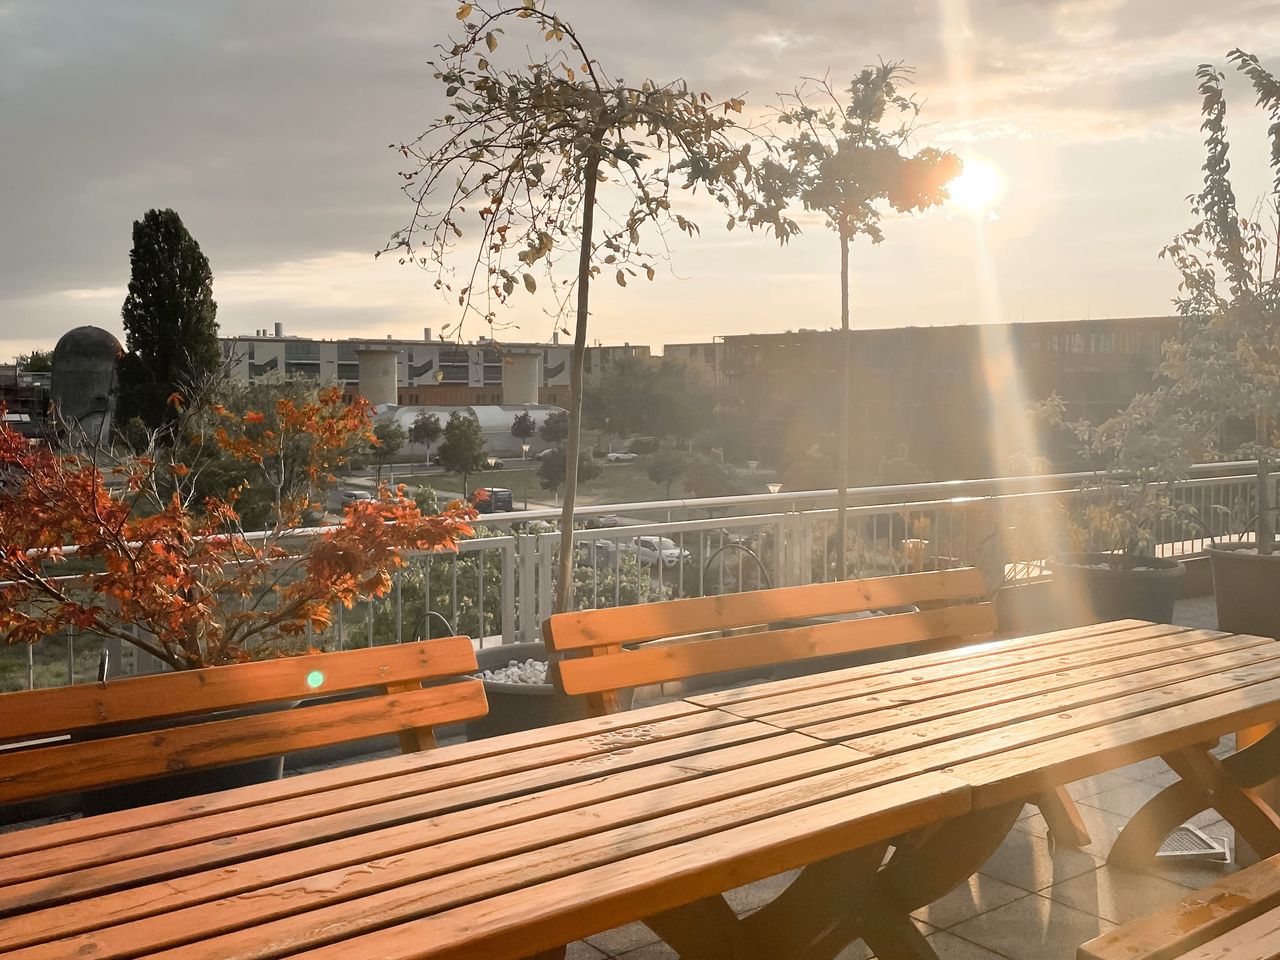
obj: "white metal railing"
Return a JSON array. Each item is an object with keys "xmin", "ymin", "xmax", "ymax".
[{"xmin": 4, "ymin": 460, "xmax": 1271, "ymax": 692}]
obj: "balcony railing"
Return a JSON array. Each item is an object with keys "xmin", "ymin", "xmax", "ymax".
[{"xmin": 3, "ymin": 460, "xmax": 1269, "ymax": 692}]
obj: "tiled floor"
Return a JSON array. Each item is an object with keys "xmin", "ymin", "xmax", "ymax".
[{"xmin": 572, "ymin": 596, "xmax": 1247, "ymax": 959}]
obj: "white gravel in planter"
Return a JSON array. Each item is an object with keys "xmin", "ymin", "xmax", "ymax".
[{"xmin": 478, "ymin": 659, "xmax": 549, "ymax": 684}]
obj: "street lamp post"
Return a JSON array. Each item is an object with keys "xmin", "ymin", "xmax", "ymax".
[{"xmin": 521, "ymin": 443, "xmax": 530, "ymax": 510}]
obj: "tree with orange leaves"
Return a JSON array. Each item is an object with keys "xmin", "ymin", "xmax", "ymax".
[{"xmin": 0, "ymin": 387, "xmax": 476, "ymax": 669}]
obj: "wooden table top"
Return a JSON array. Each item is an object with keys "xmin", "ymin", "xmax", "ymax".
[{"xmin": 3, "ymin": 618, "xmax": 1280, "ymax": 960}]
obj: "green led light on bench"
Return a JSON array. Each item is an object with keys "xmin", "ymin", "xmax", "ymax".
[{"xmin": 306, "ymin": 670, "xmax": 326, "ymax": 690}]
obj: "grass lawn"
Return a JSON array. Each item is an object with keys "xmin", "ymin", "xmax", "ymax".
[{"xmin": 393, "ymin": 461, "xmax": 778, "ymax": 507}]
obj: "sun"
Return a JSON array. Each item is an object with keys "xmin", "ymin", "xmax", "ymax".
[{"xmin": 948, "ymin": 156, "xmax": 1003, "ymax": 215}]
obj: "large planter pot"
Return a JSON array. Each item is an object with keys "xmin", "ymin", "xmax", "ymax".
[
  {"xmin": 1048, "ymin": 552, "xmax": 1185, "ymax": 627},
  {"xmin": 1209, "ymin": 543, "xmax": 1280, "ymax": 639},
  {"xmin": 466, "ymin": 642, "xmax": 633, "ymax": 740},
  {"xmin": 77, "ymin": 701, "xmax": 292, "ymax": 816}
]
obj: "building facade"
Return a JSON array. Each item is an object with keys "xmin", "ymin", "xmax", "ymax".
[
  {"xmin": 665, "ymin": 316, "xmax": 1180, "ymax": 480},
  {"xmin": 218, "ymin": 328, "xmax": 650, "ymax": 407}
]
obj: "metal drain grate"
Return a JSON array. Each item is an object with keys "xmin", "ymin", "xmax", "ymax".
[{"xmin": 1155, "ymin": 824, "xmax": 1232, "ymax": 862}]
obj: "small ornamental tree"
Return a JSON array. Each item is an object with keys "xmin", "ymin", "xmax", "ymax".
[
  {"xmin": 437, "ymin": 411, "xmax": 489, "ymax": 494},
  {"xmin": 646, "ymin": 448, "xmax": 687, "ymax": 498},
  {"xmin": 511, "ymin": 410, "xmax": 537, "ymax": 447},
  {"xmin": 539, "ymin": 409, "xmax": 569, "ymax": 446},
  {"xmin": 116, "ymin": 209, "xmax": 222, "ymax": 432},
  {"xmin": 1089, "ymin": 51, "xmax": 1280, "ymax": 555},
  {"xmin": 384, "ymin": 0, "xmax": 793, "ymax": 611},
  {"xmin": 761, "ymin": 64, "xmax": 960, "ymax": 577},
  {"xmin": 538, "ymin": 448, "xmax": 601, "ymax": 495},
  {"xmin": 371, "ymin": 420, "xmax": 407, "ymax": 481},
  {"xmin": 0, "ymin": 390, "xmax": 474, "ymax": 668}
]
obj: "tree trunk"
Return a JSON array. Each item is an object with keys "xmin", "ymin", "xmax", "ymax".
[
  {"xmin": 555, "ymin": 151, "xmax": 602, "ymax": 612},
  {"xmin": 836, "ymin": 231, "xmax": 851, "ymax": 580}
]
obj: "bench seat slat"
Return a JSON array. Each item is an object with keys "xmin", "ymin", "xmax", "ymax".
[
  {"xmin": 0, "ymin": 680, "xmax": 487, "ymax": 806},
  {"xmin": 556, "ymin": 603, "xmax": 994, "ymax": 696},
  {"xmin": 545, "ymin": 568, "xmax": 990, "ymax": 651},
  {"xmin": 0, "ymin": 636, "xmax": 478, "ymax": 743},
  {"xmin": 1080, "ymin": 854, "xmax": 1280, "ymax": 960}
]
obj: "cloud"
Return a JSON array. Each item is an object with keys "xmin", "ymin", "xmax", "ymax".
[{"xmin": 4, "ymin": 0, "xmax": 1280, "ymax": 355}]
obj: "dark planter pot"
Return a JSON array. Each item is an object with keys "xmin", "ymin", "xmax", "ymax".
[
  {"xmin": 1209, "ymin": 544, "xmax": 1280, "ymax": 639},
  {"xmin": 77, "ymin": 701, "xmax": 292, "ymax": 816},
  {"xmin": 1048, "ymin": 552, "xmax": 1184, "ymax": 627},
  {"xmin": 466, "ymin": 642, "xmax": 632, "ymax": 740}
]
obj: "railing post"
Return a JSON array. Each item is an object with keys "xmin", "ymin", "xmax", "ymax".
[
  {"xmin": 501, "ymin": 541, "xmax": 516, "ymax": 645},
  {"xmin": 516, "ymin": 533, "xmax": 538, "ymax": 644}
]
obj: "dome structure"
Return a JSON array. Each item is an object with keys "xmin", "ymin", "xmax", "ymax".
[{"xmin": 51, "ymin": 326, "xmax": 124, "ymax": 444}]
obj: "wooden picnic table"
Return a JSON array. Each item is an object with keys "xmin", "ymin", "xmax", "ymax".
[{"xmin": 5, "ymin": 618, "xmax": 1280, "ymax": 960}]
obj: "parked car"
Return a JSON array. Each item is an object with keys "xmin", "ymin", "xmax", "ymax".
[
  {"xmin": 338, "ymin": 489, "xmax": 376, "ymax": 507},
  {"xmin": 482, "ymin": 456, "xmax": 505, "ymax": 470},
  {"xmin": 470, "ymin": 487, "xmax": 515, "ymax": 513},
  {"xmin": 605, "ymin": 451, "xmax": 638, "ymax": 463},
  {"xmin": 633, "ymin": 536, "xmax": 691, "ymax": 567},
  {"xmin": 584, "ymin": 535, "xmax": 690, "ymax": 568},
  {"xmin": 584, "ymin": 514, "xmax": 623, "ymax": 529}
]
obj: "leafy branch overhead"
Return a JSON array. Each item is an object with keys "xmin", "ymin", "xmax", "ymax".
[
  {"xmin": 381, "ymin": 0, "xmax": 796, "ymax": 337},
  {"xmin": 385, "ymin": 0, "xmax": 795, "ymax": 613}
]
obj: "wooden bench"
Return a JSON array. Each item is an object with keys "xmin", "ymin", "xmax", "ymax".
[
  {"xmin": 543, "ymin": 567, "xmax": 1091, "ymax": 847},
  {"xmin": 0, "ymin": 636, "xmax": 487, "ymax": 811},
  {"xmin": 1080, "ymin": 853, "xmax": 1280, "ymax": 959}
]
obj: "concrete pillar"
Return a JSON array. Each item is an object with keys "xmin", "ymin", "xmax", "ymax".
[
  {"xmin": 356, "ymin": 348, "xmax": 399, "ymax": 407},
  {"xmin": 502, "ymin": 350, "xmax": 541, "ymax": 405}
]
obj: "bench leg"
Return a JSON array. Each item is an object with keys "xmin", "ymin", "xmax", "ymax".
[
  {"xmin": 1036, "ymin": 786, "xmax": 1092, "ymax": 849},
  {"xmin": 1111, "ymin": 730, "xmax": 1280, "ymax": 870}
]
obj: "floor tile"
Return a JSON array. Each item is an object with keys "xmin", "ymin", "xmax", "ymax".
[
  {"xmin": 948, "ymin": 892, "xmax": 1114, "ymax": 960},
  {"xmin": 977, "ymin": 828, "xmax": 1104, "ymax": 893},
  {"xmin": 1013, "ymin": 804, "xmax": 1132, "ymax": 859},
  {"xmin": 614, "ymin": 942, "xmax": 677, "ymax": 960},
  {"xmin": 1042, "ymin": 864, "xmax": 1197, "ymax": 924},
  {"xmin": 586, "ymin": 921, "xmax": 660, "ymax": 955},
  {"xmin": 926, "ymin": 929, "xmax": 1015, "ymax": 958},
  {"xmin": 723, "ymin": 868, "xmax": 800, "ymax": 915},
  {"xmin": 1062, "ymin": 770, "xmax": 1137, "ymax": 802},
  {"xmin": 912, "ymin": 873, "xmax": 1030, "ymax": 930},
  {"xmin": 1075, "ymin": 779, "xmax": 1164, "ymax": 818},
  {"xmin": 566, "ymin": 943, "xmax": 609, "ymax": 960}
]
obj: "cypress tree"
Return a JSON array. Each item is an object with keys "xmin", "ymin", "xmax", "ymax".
[{"xmin": 117, "ymin": 209, "xmax": 220, "ymax": 430}]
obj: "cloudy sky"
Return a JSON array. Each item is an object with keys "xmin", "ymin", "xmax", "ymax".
[{"xmin": 4, "ymin": 0, "xmax": 1280, "ymax": 358}]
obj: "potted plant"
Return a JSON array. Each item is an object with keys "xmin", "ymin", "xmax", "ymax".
[
  {"xmin": 1103, "ymin": 51, "xmax": 1280, "ymax": 637},
  {"xmin": 0, "ymin": 381, "xmax": 475, "ymax": 807},
  {"xmin": 1038, "ymin": 394, "xmax": 1191, "ymax": 626}
]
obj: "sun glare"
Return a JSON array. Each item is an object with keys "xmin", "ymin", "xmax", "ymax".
[{"xmin": 948, "ymin": 156, "xmax": 1003, "ymax": 215}]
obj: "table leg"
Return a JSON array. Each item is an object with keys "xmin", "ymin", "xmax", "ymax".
[
  {"xmin": 1110, "ymin": 727, "xmax": 1280, "ymax": 870},
  {"xmin": 1035, "ymin": 787, "xmax": 1092, "ymax": 849},
  {"xmin": 643, "ymin": 803, "xmax": 1025, "ymax": 960}
]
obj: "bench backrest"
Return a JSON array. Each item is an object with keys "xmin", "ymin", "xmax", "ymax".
[
  {"xmin": 543, "ymin": 568, "xmax": 995, "ymax": 714},
  {"xmin": 0, "ymin": 637, "xmax": 486, "ymax": 806}
]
